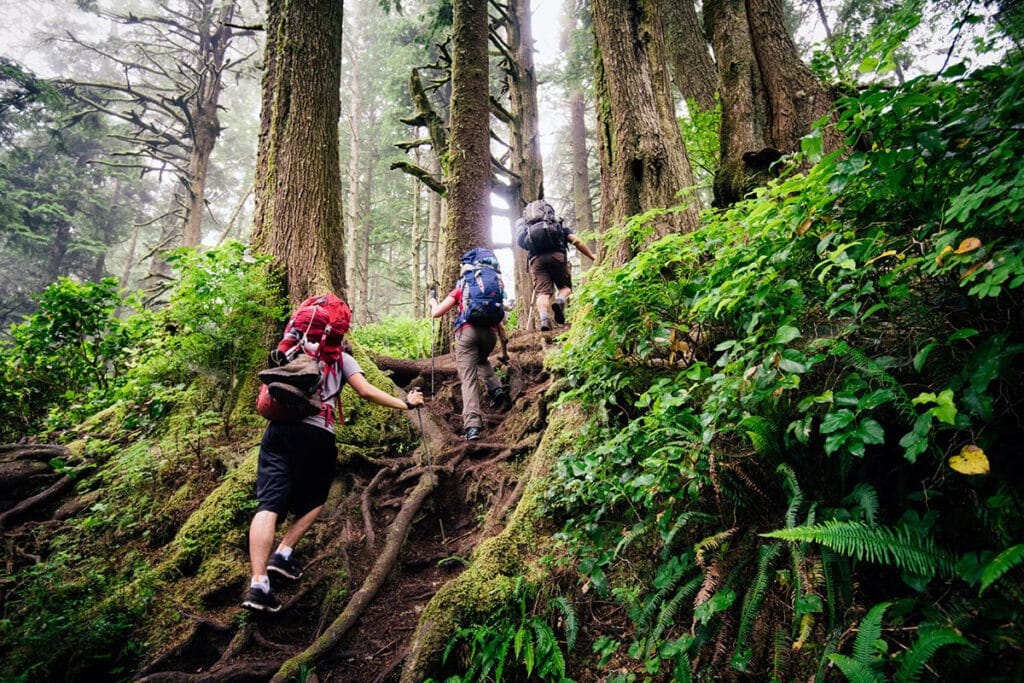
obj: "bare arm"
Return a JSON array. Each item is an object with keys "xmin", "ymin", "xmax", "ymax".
[
  {"xmin": 429, "ymin": 294, "xmax": 457, "ymax": 317},
  {"xmin": 568, "ymin": 233, "xmax": 596, "ymax": 261},
  {"xmin": 347, "ymin": 373, "xmax": 424, "ymax": 409}
]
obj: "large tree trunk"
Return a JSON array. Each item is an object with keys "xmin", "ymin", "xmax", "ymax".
[
  {"xmin": 706, "ymin": 0, "xmax": 838, "ymax": 206},
  {"xmin": 251, "ymin": 0, "xmax": 345, "ymax": 304},
  {"xmin": 506, "ymin": 0, "xmax": 545, "ymax": 330},
  {"xmin": 412, "ymin": 144, "xmax": 424, "ymax": 318},
  {"xmin": 569, "ymin": 90, "xmax": 596, "ymax": 270},
  {"xmin": 436, "ymin": 0, "xmax": 492, "ymax": 353},
  {"xmin": 659, "ymin": 0, "xmax": 717, "ymax": 112},
  {"xmin": 592, "ymin": 0, "xmax": 702, "ymax": 266}
]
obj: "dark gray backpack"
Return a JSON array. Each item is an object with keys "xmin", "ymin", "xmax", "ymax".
[{"xmin": 517, "ymin": 200, "xmax": 564, "ymax": 254}]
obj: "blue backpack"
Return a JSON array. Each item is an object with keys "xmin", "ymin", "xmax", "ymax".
[{"xmin": 457, "ymin": 248, "xmax": 506, "ymax": 328}]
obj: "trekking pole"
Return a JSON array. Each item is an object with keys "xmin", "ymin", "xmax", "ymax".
[
  {"xmin": 415, "ymin": 406, "xmax": 446, "ymax": 543},
  {"xmin": 429, "ymin": 284, "xmax": 438, "ymax": 396}
]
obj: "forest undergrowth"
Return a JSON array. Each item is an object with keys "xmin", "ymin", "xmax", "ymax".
[{"xmin": 0, "ymin": 53, "xmax": 1023, "ymax": 683}]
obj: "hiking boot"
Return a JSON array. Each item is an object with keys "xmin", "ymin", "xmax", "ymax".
[
  {"xmin": 242, "ymin": 586, "xmax": 281, "ymax": 613},
  {"xmin": 488, "ymin": 387, "xmax": 510, "ymax": 411},
  {"xmin": 259, "ymin": 355, "xmax": 321, "ymax": 393},
  {"xmin": 268, "ymin": 553, "xmax": 303, "ymax": 580},
  {"xmin": 465, "ymin": 427, "xmax": 482, "ymax": 441},
  {"xmin": 552, "ymin": 296, "xmax": 567, "ymax": 325},
  {"xmin": 267, "ymin": 382, "xmax": 322, "ymax": 418},
  {"xmin": 539, "ymin": 319, "xmax": 551, "ymax": 332}
]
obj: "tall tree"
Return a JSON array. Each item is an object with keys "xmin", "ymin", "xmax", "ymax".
[
  {"xmin": 592, "ymin": 0, "xmax": 702, "ymax": 265},
  {"xmin": 705, "ymin": 0, "xmax": 838, "ymax": 205},
  {"xmin": 433, "ymin": 0, "xmax": 492, "ymax": 350},
  {"xmin": 250, "ymin": 0, "xmax": 345, "ymax": 303},
  {"xmin": 54, "ymin": 0, "xmax": 257, "ymax": 292},
  {"xmin": 658, "ymin": 0, "xmax": 718, "ymax": 111}
]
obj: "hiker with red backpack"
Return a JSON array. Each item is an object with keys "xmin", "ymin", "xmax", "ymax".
[
  {"xmin": 428, "ymin": 248, "xmax": 511, "ymax": 441},
  {"xmin": 243, "ymin": 294, "xmax": 424, "ymax": 613},
  {"xmin": 515, "ymin": 199, "xmax": 596, "ymax": 331}
]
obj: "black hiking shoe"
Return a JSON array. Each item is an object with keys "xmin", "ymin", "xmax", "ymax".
[
  {"xmin": 268, "ymin": 552, "xmax": 303, "ymax": 580},
  {"xmin": 267, "ymin": 382, "xmax": 322, "ymax": 418},
  {"xmin": 259, "ymin": 355, "xmax": 322, "ymax": 393},
  {"xmin": 465, "ymin": 427, "xmax": 482, "ymax": 441},
  {"xmin": 552, "ymin": 296, "xmax": 566, "ymax": 325},
  {"xmin": 242, "ymin": 586, "xmax": 281, "ymax": 613},
  {"xmin": 488, "ymin": 387, "xmax": 510, "ymax": 411}
]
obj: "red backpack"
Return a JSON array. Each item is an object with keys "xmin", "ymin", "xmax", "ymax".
[
  {"xmin": 256, "ymin": 294, "xmax": 352, "ymax": 422},
  {"xmin": 275, "ymin": 294, "xmax": 352, "ymax": 364}
]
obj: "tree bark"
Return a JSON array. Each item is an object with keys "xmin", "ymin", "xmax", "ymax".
[
  {"xmin": 436, "ymin": 0, "xmax": 492, "ymax": 353},
  {"xmin": 345, "ymin": 0, "xmax": 365, "ymax": 320},
  {"xmin": 251, "ymin": 0, "xmax": 346, "ymax": 304},
  {"xmin": 659, "ymin": 0, "xmax": 718, "ymax": 112},
  {"xmin": 592, "ymin": 0, "xmax": 702, "ymax": 266},
  {"xmin": 706, "ymin": 0, "xmax": 839, "ymax": 206}
]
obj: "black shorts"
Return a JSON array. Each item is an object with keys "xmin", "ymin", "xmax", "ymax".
[
  {"xmin": 528, "ymin": 251, "xmax": 571, "ymax": 295},
  {"xmin": 256, "ymin": 421, "xmax": 337, "ymax": 517}
]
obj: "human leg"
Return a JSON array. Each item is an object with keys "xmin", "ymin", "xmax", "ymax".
[
  {"xmin": 530, "ymin": 255, "xmax": 557, "ymax": 330},
  {"xmin": 249, "ymin": 508, "xmax": 278, "ymax": 583},
  {"xmin": 455, "ymin": 328, "xmax": 483, "ymax": 434}
]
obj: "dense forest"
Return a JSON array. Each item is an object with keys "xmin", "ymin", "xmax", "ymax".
[{"xmin": 1, "ymin": 0, "xmax": 1023, "ymax": 681}]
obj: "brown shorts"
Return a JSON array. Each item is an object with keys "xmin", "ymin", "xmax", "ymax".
[{"xmin": 528, "ymin": 251, "xmax": 571, "ymax": 296}]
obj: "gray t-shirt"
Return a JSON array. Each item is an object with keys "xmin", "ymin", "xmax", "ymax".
[{"xmin": 301, "ymin": 351, "xmax": 363, "ymax": 434}]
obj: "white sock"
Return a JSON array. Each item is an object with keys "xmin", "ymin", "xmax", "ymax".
[
  {"xmin": 277, "ymin": 545, "xmax": 293, "ymax": 560},
  {"xmin": 251, "ymin": 575, "xmax": 271, "ymax": 593}
]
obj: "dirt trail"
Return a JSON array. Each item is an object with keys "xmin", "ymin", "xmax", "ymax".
[{"xmin": 163, "ymin": 330, "xmax": 552, "ymax": 682}]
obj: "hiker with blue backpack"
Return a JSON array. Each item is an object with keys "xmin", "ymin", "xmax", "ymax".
[
  {"xmin": 428, "ymin": 248, "xmax": 511, "ymax": 441},
  {"xmin": 515, "ymin": 199, "xmax": 596, "ymax": 331}
]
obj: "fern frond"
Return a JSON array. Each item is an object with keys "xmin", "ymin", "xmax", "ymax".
[
  {"xmin": 639, "ymin": 556, "xmax": 691, "ymax": 633},
  {"xmin": 979, "ymin": 543, "xmax": 1024, "ymax": 594},
  {"xmin": 772, "ymin": 627, "xmax": 790, "ymax": 681},
  {"xmin": 842, "ymin": 483, "xmax": 880, "ymax": 525},
  {"xmin": 829, "ymin": 340, "xmax": 913, "ymax": 416},
  {"xmin": 661, "ymin": 514, "xmax": 715, "ymax": 558},
  {"xmin": 761, "ymin": 520, "xmax": 957, "ymax": 578},
  {"xmin": 828, "ymin": 654, "xmax": 886, "ymax": 683},
  {"xmin": 894, "ymin": 627, "xmax": 969, "ymax": 683},
  {"xmin": 740, "ymin": 414, "xmax": 780, "ymax": 459},
  {"xmin": 695, "ymin": 527, "xmax": 736, "ymax": 567},
  {"xmin": 736, "ymin": 542, "xmax": 783, "ymax": 649},
  {"xmin": 649, "ymin": 574, "xmax": 703, "ymax": 645},
  {"xmin": 777, "ymin": 463, "xmax": 805, "ymax": 529},
  {"xmin": 852, "ymin": 602, "xmax": 891, "ymax": 663},
  {"xmin": 550, "ymin": 595, "xmax": 578, "ymax": 652}
]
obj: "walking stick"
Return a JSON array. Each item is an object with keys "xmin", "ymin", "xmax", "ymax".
[
  {"xmin": 415, "ymin": 406, "xmax": 446, "ymax": 543},
  {"xmin": 429, "ymin": 284, "xmax": 437, "ymax": 395}
]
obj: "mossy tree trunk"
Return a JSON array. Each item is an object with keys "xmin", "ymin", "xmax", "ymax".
[
  {"xmin": 658, "ymin": 0, "xmax": 718, "ymax": 112},
  {"xmin": 250, "ymin": 0, "xmax": 346, "ymax": 304},
  {"xmin": 705, "ymin": 0, "xmax": 839, "ymax": 206},
  {"xmin": 592, "ymin": 0, "xmax": 703, "ymax": 267},
  {"xmin": 435, "ymin": 0, "xmax": 492, "ymax": 353}
]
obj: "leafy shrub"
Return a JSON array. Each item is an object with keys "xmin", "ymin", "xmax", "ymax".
[{"xmin": 349, "ymin": 315, "xmax": 432, "ymax": 359}]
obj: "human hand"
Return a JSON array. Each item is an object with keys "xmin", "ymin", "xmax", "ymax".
[{"xmin": 406, "ymin": 387, "xmax": 425, "ymax": 408}]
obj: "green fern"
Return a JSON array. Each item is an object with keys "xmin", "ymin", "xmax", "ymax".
[
  {"xmin": 829, "ymin": 340, "xmax": 913, "ymax": 417},
  {"xmin": 740, "ymin": 414, "xmax": 780, "ymax": 459},
  {"xmin": 736, "ymin": 542, "xmax": 782, "ymax": 652},
  {"xmin": 979, "ymin": 543, "xmax": 1024, "ymax": 594},
  {"xmin": 661, "ymin": 512, "xmax": 716, "ymax": 558},
  {"xmin": 828, "ymin": 654, "xmax": 886, "ymax": 683},
  {"xmin": 761, "ymin": 520, "xmax": 957, "ymax": 578},
  {"xmin": 648, "ymin": 574, "xmax": 703, "ymax": 646},
  {"xmin": 894, "ymin": 627, "xmax": 969, "ymax": 683},
  {"xmin": 841, "ymin": 483, "xmax": 880, "ymax": 525},
  {"xmin": 549, "ymin": 595, "xmax": 578, "ymax": 652},
  {"xmin": 852, "ymin": 602, "xmax": 891, "ymax": 663},
  {"xmin": 777, "ymin": 463, "xmax": 805, "ymax": 529}
]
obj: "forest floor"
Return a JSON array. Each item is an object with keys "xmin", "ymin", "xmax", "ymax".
[{"xmin": 138, "ymin": 328, "xmax": 559, "ymax": 682}]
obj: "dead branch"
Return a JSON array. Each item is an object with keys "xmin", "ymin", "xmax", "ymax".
[{"xmin": 362, "ymin": 467, "xmax": 394, "ymax": 550}]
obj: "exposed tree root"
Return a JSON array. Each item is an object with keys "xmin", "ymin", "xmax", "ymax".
[
  {"xmin": 0, "ymin": 474, "xmax": 73, "ymax": 530},
  {"xmin": 271, "ymin": 469, "xmax": 437, "ymax": 682}
]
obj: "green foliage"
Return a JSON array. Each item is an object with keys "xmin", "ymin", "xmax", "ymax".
[
  {"xmin": 349, "ymin": 315, "xmax": 432, "ymax": 359},
  {"xmin": 542, "ymin": 48, "xmax": 1024, "ymax": 682},
  {"xmin": 763, "ymin": 520, "xmax": 957, "ymax": 579},
  {"xmin": 431, "ymin": 578, "xmax": 574, "ymax": 683}
]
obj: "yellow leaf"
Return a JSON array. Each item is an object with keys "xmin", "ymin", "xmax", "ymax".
[
  {"xmin": 948, "ymin": 444, "xmax": 989, "ymax": 475},
  {"xmin": 865, "ymin": 249, "xmax": 897, "ymax": 266},
  {"xmin": 953, "ymin": 237, "xmax": 983, "ymax": 254},
  {"xmin": 936, "ymin": 245, "xmax": 954, "ymax": 265},
  {"xmin": 796, "ymin": 218, "xmax": 812, "ymax": 236}
]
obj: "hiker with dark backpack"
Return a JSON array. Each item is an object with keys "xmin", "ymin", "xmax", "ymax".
[
  {"xmin": 428, "ymin": 248, "xmax": 510, "ymax": 441},
  {"xmin": 514, "ymin": 199, "xmax": 596, "ymax": 331},
  {"xmin": 243, "ymin": 294, "xmax": 424, "ymax": 613}
]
